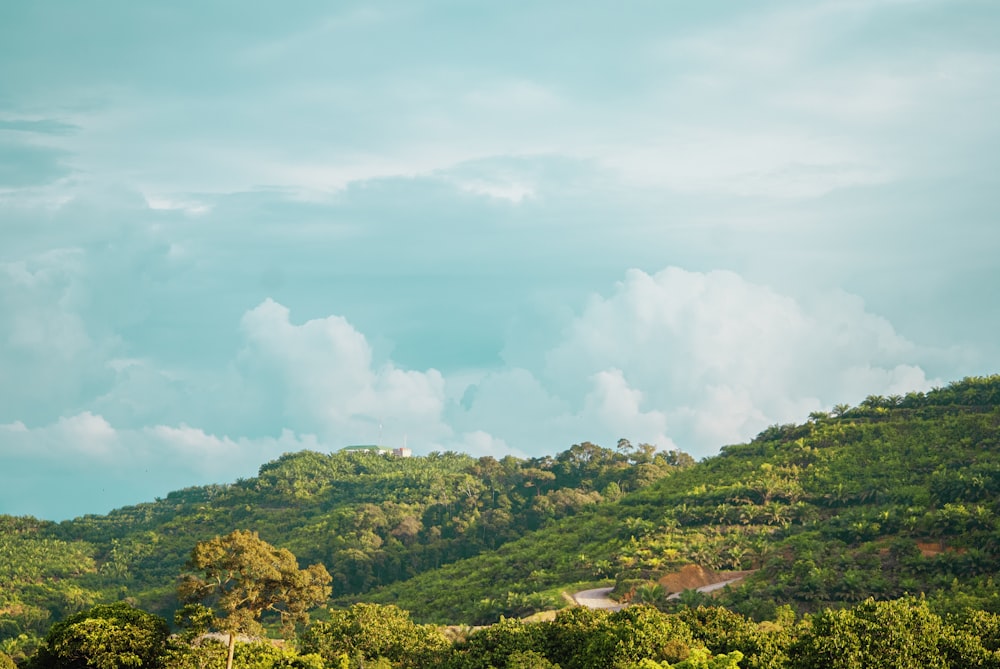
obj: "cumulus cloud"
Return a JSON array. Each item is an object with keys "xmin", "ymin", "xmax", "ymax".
[
  {"xmin": 237, "ymin": 298, "xmax": 450, "ymax": 446},
  {"xmin": 0, "ymin": 263, "xmax": 962, "ymax": 519},
  {"xmin": 456, "ymin": 430, "xmax": 517, "ymax": 459},
  {"xmin": 583, "ymin": 369, "xmax": 672, "ymax": 449},
  {"xmin": 535, "ymin": 267, "xmax": 940, "ymax": 452},
  {"xmin": 436, "ymin": 267, "xmax": 950, "ymax": 458},
  {"xmin": 1, "ymin": 0, "xmax": 997, "ymax": 521}
]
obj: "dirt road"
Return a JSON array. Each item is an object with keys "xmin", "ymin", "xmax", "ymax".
[{"xmin": 572, "ymin": 587, "xmax": 625, "ymax": 611}]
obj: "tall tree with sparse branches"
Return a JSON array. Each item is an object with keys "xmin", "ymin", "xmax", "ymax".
[{"xmin": 177, "ymin": 530, "xmax": 331, "ymax": 669}]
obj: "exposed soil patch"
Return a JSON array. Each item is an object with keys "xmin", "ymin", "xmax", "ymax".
[
  {"xmin": 915, "ymin": 541, "xmax": 965, "ymax": 557},
  {"xmin": 657, "ymin": 564, "xmax": 754, "ymax": 595},
  {"xmin": 916, "ymin": 541, "xmax": 944, "ymax": 557}
]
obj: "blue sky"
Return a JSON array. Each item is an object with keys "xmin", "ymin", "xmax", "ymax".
[{"xmin": 2, "ymin": 0, "xmax": 999, "ymax": 520}]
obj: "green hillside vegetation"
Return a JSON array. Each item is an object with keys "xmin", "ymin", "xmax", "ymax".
[
  {"xmin": 15, "ymin": 596, "xmax": 1000, "ymax": 669},
  {"xmin": 3, "ymin": 375, "xmax": 1000, "ymax": 666},
  {"xmin": 364, "ymin": 376, "xmax": 1000, "ymax": 623},
  {"xmin": 12, "ymin": 524, "xmax": 1000, "ymax": 668},
  {"xmin": 0, "ymin": 438, "xmax": 686, "ymax": 651}
]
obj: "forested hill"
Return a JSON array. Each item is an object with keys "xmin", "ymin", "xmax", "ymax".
[
  {"xmin": 362, "ymin": 375, "xmax": 1000, "ymax": 622},
  {"xmin": 3, "ymin": 375, "xmax": 1000, "ymax": 638},
  {"xmin": 0, "ymin": 435, "xmax": 690, "ymax": 640}
]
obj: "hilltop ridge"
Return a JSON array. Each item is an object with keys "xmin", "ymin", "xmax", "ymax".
[{"xmin": 2, "ymin": 375, "xmax": 1000, "ymax": 635}]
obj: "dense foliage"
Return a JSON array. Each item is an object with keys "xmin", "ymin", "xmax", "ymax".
[
  {"xmin": 19, "ymin": 599, "xmax": 1000, "ymax": 669},
  {"xmin": 29, "ymin": 602, "xmax": 169, "ymax": 669},
  {"xmin": 366, "ymin": 375, "xmax": 1000, "ymax": 623},
  {"xmin": 1, "ymin": 439, "xmax": 683, "ymax": 642},
  {"xmin": 178, "ymin": 530, "xmax": 331, "ymax": 638},
  {"xmin": 3, "ymin": 374, "xmax": 1000, "ymax": 667}
]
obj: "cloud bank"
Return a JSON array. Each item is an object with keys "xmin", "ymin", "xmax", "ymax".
[
  {"xmin": 0, "ymin": 266, "xmax": 948, "ymax": 518},
  {"xmin": 2, "ymin": 0, "xmax": 998, "ymax": 519}
]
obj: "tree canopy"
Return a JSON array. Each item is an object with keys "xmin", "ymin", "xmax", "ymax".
[
  {"xmin": 30, "ymin": 603, "xmax": 168, "ymax": 669},
  {"xmin": 178, "ymin": 530, "xmax": 331, "ymax": 669}
]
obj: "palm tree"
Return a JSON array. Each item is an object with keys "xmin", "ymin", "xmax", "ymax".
[{"xmin": 634, "ymin": 583, "xmax": 667, "ymax": 607}]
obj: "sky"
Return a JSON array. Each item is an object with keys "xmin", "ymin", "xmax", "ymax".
[{"xmin": 1, "ymin": 0, "xmax": 999, "ymax": 520}]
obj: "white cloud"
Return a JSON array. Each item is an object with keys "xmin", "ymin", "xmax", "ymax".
[
  {"xmin": 0, "ymin": 412, "xmax": 114, "ymax": 461},
  {"xmin": 143, "ymin": 194, "xmax": 211, "ymax": 215},
  {"xmin": 237, "ymin": 298, "xmax": 450, "ymax": 446},
  {"xmin": 583, "ymin": 369, "xmax": 672, "ymax": 449},
  {"xmin": 535, "ymin": 267, "xmax": 941, "ymax": 453},
  {"xmin": 0, "ymin": 263, "xmax": 964, "ymax": 518},
  {"xmin": 1, "ymin": 0, "xmax": 997, "ymax": 521},
  {"xmin": 453, "ymin": 178, "xmax": 535, "ymax": 203},
  {"xmin": 456, "ymin": 430, "xmax": 517, "ymax": 459}
]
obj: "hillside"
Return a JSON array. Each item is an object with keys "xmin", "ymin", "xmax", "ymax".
[
  {"xmin": 3, "ymin": 375, "xmax": 1000, "ymax": 638},
  {"xmin": 361, "ymin": 376, "xmax": 1000, "ymax": 622},
  {"xmin": 0, "ymin": 440, "xmax": 685, "ymax": 640}
]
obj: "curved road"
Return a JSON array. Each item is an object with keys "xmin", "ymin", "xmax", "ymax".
[
  {"xmin": 664, "ymin": 576, "xmax": 745, "ymax": 600},
  {"xmin": 573, "ymin": 587, "xmax": 625, "ymax": 611},
  {"xmin": 574, "ymin": 575, "xmax": 748, "ymax": 609}
]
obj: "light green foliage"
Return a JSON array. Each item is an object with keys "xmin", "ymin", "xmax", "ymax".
[
  {"xmin": 32, "ymin": 602, "xmax": 169, "ymax": 669},
  {"xmin": 232, "ymin": 642, "xmax": 324, "ymax": 669},
  {"xmin": 539, "ymin": 606, "xmax": 696, "ymax": 669},
  {"xmin": 635, "ymin": 584, "xmax": 667, "ymax": 606},
  {"xmin": 178, "ymin": 530, "xmax": 331, "ymax": 637},
  {"xmin": 788, "ymin": 597, "xmax": 969, "ymax": 669},
  {"xmin": 630, "ymin": 648, "xmax": 744, "ymax": 668},
  {"xmin": 677, "ymin": 606, "xmax": 792, "ymax": 669},
  {"xmin": 178, "ymin": 531, "xmax": 331, "ymax": 669},
  {"xmin": 953, "ymin": 609, "xmax": 1000, "ymax": 652},
  {"xmin": 447, "ymin": 616, "xmax": 546, "ymax": 669},
  {"xmin": 379, "ymin": 375, "xmax": 1000, "ymax": 623},
  {"xmin": 0, "ymin": 652, "xmax": 15, "ymax": 669},
  {"xmin": 506, "ymin": 650, "xmax": 561, "ymax": 669},
  {"xmin": 0, "ymin": 517, "xmax": 100, "ymax": 639},
  {"xmin": 586, "ymin": 606, "xmax": 696, "ymax": 669},
  {"xmin": 2, "ymin": 442, "xmax": 692, "ymax": 629},
  {"xmin": 161, "ymin": 641, "xmax": 225, "ymax": 669},
  {"xmin": 171, "ymin": 604, "xmax": 214, "ymax": 642},
  {"xmin": 0, "ymin": 633, "xmax": 42, "ymax": 665},
  {"xmin": 7, "ymin": 375, "xmax": 1000, "ymax": 632},
  {"xmin": 673, "ymin": 649, "xmax": 743, "ymax": 669},
  {"xmin": 300, "ymin": 603, "xmax": 448, "ymax": 669},
  {"xmin": 164, "ymin": 638, "xmax": 327, "ymax": 669}
]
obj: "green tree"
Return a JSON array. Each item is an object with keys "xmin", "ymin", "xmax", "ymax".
[
  {"xmin": 301, "ymin": 603, "xmax": 448, "ymax": 669},
  {"xmin": 507, "ymin": 650, "xmax": 561, "ymax": 669},
  {"xmin": 552, "ymin": 606, "xmax": 695, "ymax": 669},
  {"xmin": 634, "ymin": 584, "xmax": 667, "ymax": 608},
  {"xmin": 789, "ymin": 597, "xmax": 951, "ymax": 669},
  {"xmin": 31, "ymin": 602, "xmax": 169, "ymax": 669},
  {"xmin": 677, "ymin": 606, "xmax": 792, "ymax": 669},
  {"xmin": 177, "ymin": 531, "xmax": 331, "ymax": 669},
  {"xmin": 631, "ymin": 648, "xmax": 743, "ymax": 668}
]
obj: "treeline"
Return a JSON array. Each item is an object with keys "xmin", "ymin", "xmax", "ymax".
[
  {"xmin": 5, "ymin": 374, "xmax": 1000, "ymax": 655},
  {"xmin": 0, "ymin": 441, "xmax": 689, "ymax": 648},
  {"xmin": 616, "ymin": 377, "xmax": 1000, "ymax": 620},
  {"xmin": 359, "ymin": 376, "xmax": 1000, "ymax": 623},
  {"xmin": 9, "ymin": 597, "xmax": 1000, "ymax": 669}
]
